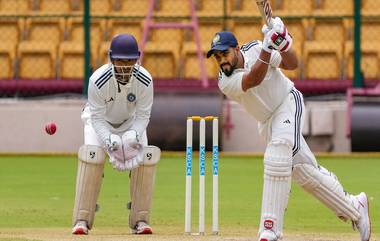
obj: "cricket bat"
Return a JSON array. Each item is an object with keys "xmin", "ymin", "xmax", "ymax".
[{"xmin": 255, "ymin": 0, "xmax": 273, "ymax": 28}]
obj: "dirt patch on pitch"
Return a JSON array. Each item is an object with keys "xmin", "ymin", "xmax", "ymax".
[{"xmin": 0, "ymin": 228, "xmax": 376, "ymax": 241}]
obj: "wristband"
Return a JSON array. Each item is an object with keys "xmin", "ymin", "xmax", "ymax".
[{"xmin": 258, "ymin": 58, "xmax": 270, "ymax": 65}]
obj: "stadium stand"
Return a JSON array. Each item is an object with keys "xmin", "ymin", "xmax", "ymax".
[
  {"xmin": 143, "ymin": 26, "xmax": 183, "ymax": 78},
  {"xmin": 344, "ymin": 41, "xmax": 379, "ymax": 80},
  {"xmin": 18, "ymin": 41, "xmax": 58, "ymax": 79},
  {"xmin": 70, "ymin": 0, "xmax": 112, "ymax": 16},
  {"xmin": 312, "ymin": 0, "xmax": 353, "ymax": 16},
  {"xmin": 303, "ymin": 41, "xmax": 343, "ymax": 79},
  {"xmin": 274, "ymin": 0, "xmax": 312, "ymax": 17},
  {"xmin": 110, "ymin": 0, "xmax": 149, "ymax": 17},
  {"xmin": 232, "ymin": 19, "xmax": 262, "ymax": 45},
  {"xmin": 68, "ymin": 18, "xmax": 105, "ymax": 59},
  {"xmin": 154, "ymin": 0, "xmax": 190, "ymax": 17},
  {"xmin": 361, "ymin": 0, "xmax": 380, "ymax": 16},
  {"xmin": 18, "ymin": 17, "xmax": 64, "ymax": 79},
  {"xmin": 302, "ymin": 18, "xmax": 347, "ymax": 79},
  {"xmin": 36, "ymin": 0, "xmax": 71, "ymax": 14},
  {"xmin": 230, "ymin": 0, "xmax": 264, "ymax": 17},
  {"xmin": 107, "ymin": 19, "xmax": 142, "ymax": 42},
  {"xmin": 0, "ymin": 0, "xmax": 30, "ymax": 15},
  {"xmin": 0, "ymin": 18, "xmax": 23, "ymax": 79},
  {"xmin": 0, "ymin": 44, "xmax": 16, "ymax": 79},
  {"xmin": 0, "ymin": 0, "xmax": 379, "ymax": 95},
  {"xmin": 195, "ymin": 0, "xmax": 224, "ymax": 17},
  {"xmin": 181, "ymin": 20, "xmax": 222, "ymax": 79}
]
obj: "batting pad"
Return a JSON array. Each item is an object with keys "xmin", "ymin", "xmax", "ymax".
[
  {"xmin": 259, "ymin": 141, "xmax": 292, "ymax": 239},
  {"xmin": 72, "ymin": 145, "xmax": 105, "ymax": 229},
  {"xmin": 142, "ymin": 146, "xmax": 161, "ymax": 166},
  {"xmin": 128, "ymin": 148, "xmax": 160, "ymax": 229},
  {"xmin": 293, "ymin": 164, "xmax": 360, "ymax": 222}
]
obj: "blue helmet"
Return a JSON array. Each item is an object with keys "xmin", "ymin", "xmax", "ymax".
[
  {"xmin": 109, "ymin": 34, "xmax": 140, "ymax": 60},
  {"xmin": 109, "ymin": 34, "xmax": 141, "ymax": 86}
]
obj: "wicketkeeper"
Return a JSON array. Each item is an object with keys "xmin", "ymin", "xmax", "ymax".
[
  {"xmin": 207, "ymin": 17, "xmax": 371, "ymax": 241},
  {"xmin": 72, "ymin": 33, "xmax": 160, "ymax": 235}
]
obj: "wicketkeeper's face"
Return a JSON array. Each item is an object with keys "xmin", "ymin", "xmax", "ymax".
[
  {"xmin": 213, "ymin": 47, "xmax": 239, "ymax": 77},
  {"xmin": 112, "ymin": 59, "xmax": 138, "ymax": 84}
]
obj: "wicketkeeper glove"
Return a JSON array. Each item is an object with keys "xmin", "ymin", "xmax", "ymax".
[
  {"xmin": 105, "ymin": 134, "xmax": 127, "ymax": 171},
  {"xmin": 122, "ymin": 130, "xmax": 144, "ymax": 170}
]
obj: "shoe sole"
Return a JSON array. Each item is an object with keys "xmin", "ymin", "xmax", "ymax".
[
  {"xmin": 136, "ymin": 228, "xmax": 153, "ymax": 235},
  {"xmin": 72, "ymin": 227, "xmax": 88, "ymax": 235},
  {"xmin": 362, "ymin": 193, "xmax": 371, "ymax": 241}
]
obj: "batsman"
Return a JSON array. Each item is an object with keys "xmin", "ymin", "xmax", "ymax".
[
  {"xmin": 72, "ymin": 33, "xmax": 160, "ymax": 235},
  {"xmin": 207, "ymin": 16, "xmax": 371, "ymax": 241}
]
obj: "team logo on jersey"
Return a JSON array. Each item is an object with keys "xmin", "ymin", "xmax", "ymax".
[
  {"xmin": 212, "ymin": 34, "xmax": 220, "ymax": 45},
  {"xmin": 127, "ymin": 93, "xmax": 136, "ymax": 102}
]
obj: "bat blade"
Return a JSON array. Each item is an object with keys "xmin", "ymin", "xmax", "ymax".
[{"xmin": 255, "ymin": 0, "xmax": 273, "ymax": 28}]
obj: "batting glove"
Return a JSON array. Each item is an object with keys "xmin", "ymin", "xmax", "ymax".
[
  {"xmin": 263, "ymin": 17, "xmax": 293, "ymax": 52},
  {"xmin": 262, "ymin": 24, "xmax": 274, "ymax": 53}
]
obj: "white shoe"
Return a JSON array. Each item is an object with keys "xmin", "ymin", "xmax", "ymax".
[
  {"xmin": 352, "ymin": 192, "xmax": 371, "ymax": 241},
  {"xmin": 259, "ymin": 230, "xmax": 278, "ymax": 241},
  {"xmin": 72, "ymin": 220, "xmax": 88, "ymax": 235},
  {"xmin": 132, "ymin": 221, "xmax": 153, "ymax": 234}
]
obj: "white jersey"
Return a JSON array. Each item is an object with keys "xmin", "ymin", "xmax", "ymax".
[
  {"xmin": 83, "ymin": 63, "xmax": 153, "ymax": 146},
  {"xmin": 218, "ymin": 40, "xmax": 294, "ymax": 122}
]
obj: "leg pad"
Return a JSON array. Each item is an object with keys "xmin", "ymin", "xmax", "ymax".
[{"xmin": 72, "ymin": 145, "xmax": 105, "ymax": 229}]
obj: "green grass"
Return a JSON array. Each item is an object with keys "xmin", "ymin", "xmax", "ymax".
[{"xmin": 0, "ymin": 154, "xmax": 378, "ymax": 235}]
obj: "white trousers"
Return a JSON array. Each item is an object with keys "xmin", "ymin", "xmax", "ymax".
[{"xmin": 258, "ymin": 88, "xmax": 317, "ymax": 168}]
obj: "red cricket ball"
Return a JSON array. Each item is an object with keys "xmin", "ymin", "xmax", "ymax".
[{"xmin": 45, "ymin": 122, "xmax": 57, "ymax": 135}]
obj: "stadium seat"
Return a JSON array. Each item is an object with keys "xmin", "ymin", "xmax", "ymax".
[
  {"xmin": 196, "ymin": 0, "xmax": 224, "ymax": 17},
  {"xmin": 362, "ymin": 0, "xmax": 380, "ymax": 16},
  {"xmin": 230, "ymin": 0, "xmax": 264, "ymax": 17},
  {"xmin": 98, "ymin": 41, "xmax": 111, "ymax": 65},
  {"xmin": 24, "ymin": 17, "xmax": 65, "ymax": 46},
  {"xmin": 191, "ymin": 20, "xmax": 223, "ymax": 49},
  {"xmin": 154, "ymin": 0, "xmax": 190, "ymax": 17},
  {"xmin": 286, "ymin": 18, "xmax": 309, "ymax": 46},
  {"xmin": 309, "ymin": 18, "xmax": 347, "ymax": 44},
  {"xmin": 66, "ymin": 17, "xmax": 107, "ymax": 66},
  {"xmin": 312, "ymin": 0, "xmax": 353, "ymax": 16},
  {"xmin": 107, "ymin": 19, "xmax": 143, "ymax": 42},
  {"xmin": 18, "ymin": 42, "xmax": 57, "ymax": 79},
  {"xmin": 58, "ymin": 43, "xmax": 84, "ymax": 79},
  {"xmin": 142, "ymin": 44, "xmax": 179, "ymax": 79},
  {"xmin": 181, "ymin": 43, "xmax": 219, "ymax": 79},
  {"xmin": 303, "ymin": 41, "xmax": 343, "ymax": 79},
  {"xmin": 274, "ymin": 0, "xmax": 312, "ymax": 17},
  {"xmin": 110, "ymin": 0, "xmax": 149, "ymax": 17},
  {"xmin": 36, "ymin": 0, "xmax": 70, "ymax": 14},
  {"xmin": 232, "ymin": 20, "xmax": 263, "ymax": 45},
  {"xmin": 0, "ymin": 0, "xmax": 30, "ymax": 15},
  {"xmin": 0, "ymin": 43, "xmax": 16, "ymax": 79},
  {"xmin": 344, "ymin": 41, "xmax": 380, "ymax": 80},
  {"xmin": 0, "ymin": 18, "xmax": 24, "ymax": 44},
  {"xmin": 361, "ymin": 20, "xmax": 380, "ymax": 43},
  {"xmin": 66, "ymin": 18, "xmax": 107, "ymax": 43},
  {"xmin": 17, "ymin": 17, "xmax": 64, "ymax": 79},
  {"xmin": 180, "ymin": 20, "xmax": 222, "ymax": 79},
  {"xmin": 58, "ymin": 42, "xmax": 98, "ymax": 79},
  {"xmin": 71, "ymin": 0, "xmax": 112, "ymax": 15},
  {"xmin": 141, "ymin": 27, "xmax": 182, "ymax": 79}
]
